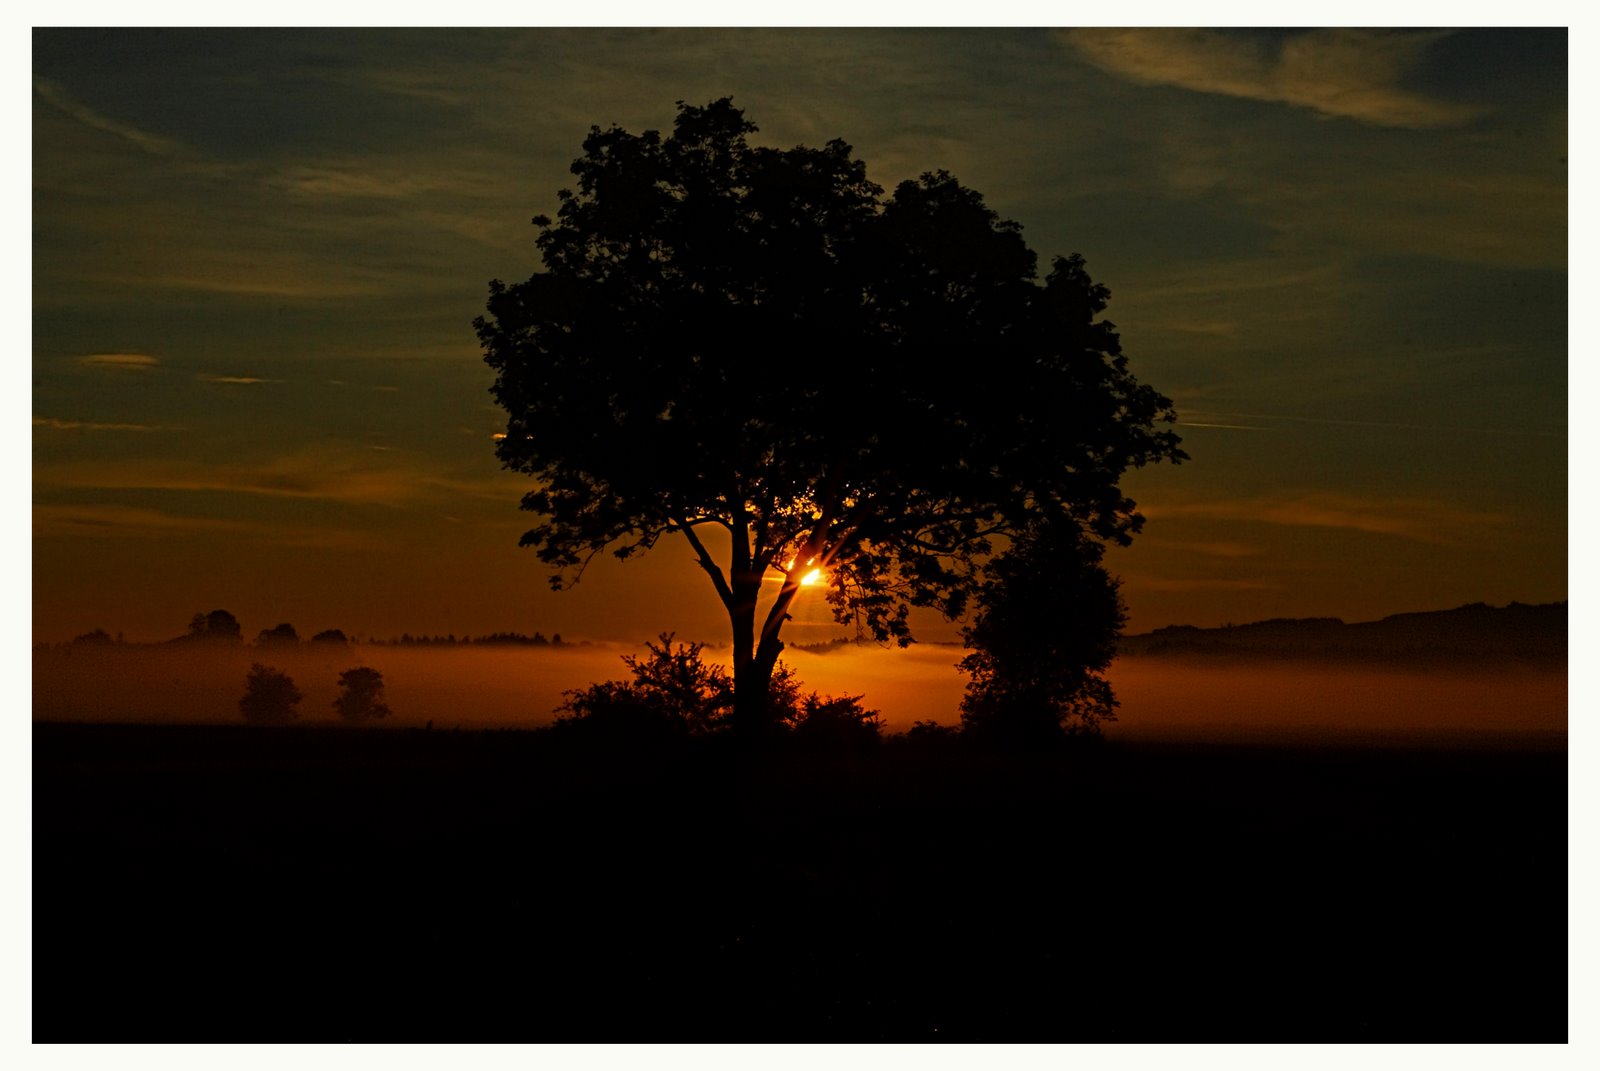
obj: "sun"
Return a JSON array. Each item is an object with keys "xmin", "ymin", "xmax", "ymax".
[{"xmin": 783, "ymin": 558, "xmax": 826, "ymax": 587}]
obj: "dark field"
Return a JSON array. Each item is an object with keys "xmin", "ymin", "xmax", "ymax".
[{"xmin": 33, "ymin": 722, "xmax": 1568, "ymax": 1042}]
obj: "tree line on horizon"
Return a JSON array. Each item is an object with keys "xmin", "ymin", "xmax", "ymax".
[{"xmin": 52, "ymin": 609, "xmax": 573, "ymax": 651}]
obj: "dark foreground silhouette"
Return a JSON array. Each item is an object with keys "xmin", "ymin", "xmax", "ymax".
[{"xmin": 33, "ymin": 723, "xmax": 1566, "ymax": 1042}]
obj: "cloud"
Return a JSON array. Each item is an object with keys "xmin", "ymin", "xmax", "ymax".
[
  {"xmin": 32, "ymin": 504, "xmax": 382, "ymax": 550},
  {"xmin": 268, "ymin": 164, "xmax": 433, "ymax": 201},
  {"xmin": 35, "ymin": 447, "xmax": 519, "ymax": 508},
  {"xmin": 32, "ymin": 504, "xmax": 251, "ymax": 536},
  {"xmin": 1182, "ymin": 408, "xmax": 1565, "ymax": 440},
  {"xmin": 79, "ymin": 353, "xmax": 159, "ymax": 371},
  {"xmin": 34, "ymin": 77, "xmax": 177, "ymax": 154},
  {"xmin": 1139, "ymin": 539, "xmax": 1263, "ymax": 560},
  {"xmin": 1063, "ymin": 29, "xmax": 1480, "ymax": 130},
  {"xmin": 1145, "ymin": 492, "xmax": 1507, "ymax": 545},
  {"xmin": 1128, "ymin": 576, "xmax": 1280, "ymax": 594},
  {"xmin": 196, "ymin": 374, "xmax": 284, "ymax": 385},
  {"xmin": 34, "ymin": 416, "xmax": 167, "ymax": 433}
]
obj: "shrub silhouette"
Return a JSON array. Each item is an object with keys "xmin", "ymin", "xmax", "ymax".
[
  {"xmin": 310, "ymin": 629, "xmax": 349, "ymax": 647},
  {"xmin": 553, "ymin": 634, "xmax": 731, "ymax": 741},
  {"xmin": 239, "ymin": 663, "xmax": 302, "ymax": 724},
  {"xmin": 787, "ymin": 692, "xmax": 883, "ymax": 753},
  {"xmin": 334, "ymin": 667, "xmax": 391, "ymax": 723},
  {"xmin": 554, "ymin": 633, "xmax": 878, "ymax": 750}
]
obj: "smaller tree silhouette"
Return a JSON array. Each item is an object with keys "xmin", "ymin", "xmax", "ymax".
[
  {"xmin": 310, "ymin": 629, "xmax": 349, "ymax": 647},
  {"xmin": 959, "ymin": 526, "xmax": 1125, "ymax": 744},
  {"xmin": 188, "ymin": 609, "xmax": 243, "ymax": 644},
  {"xmin": 255, "ymin": 623, "xmax": 299, "ymax": 648},
  {"xmin": 334, "ymin": 667, "xmax": 391, "ymax": 723},
  {"xmin": 240, "ymin": 663, "xmax": 302, "ymax": 724}
]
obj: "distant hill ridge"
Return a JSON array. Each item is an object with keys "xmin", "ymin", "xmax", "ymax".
[{"xmin": 1118, "ymin": 601, "xmax": 1567, "ymax": 666}]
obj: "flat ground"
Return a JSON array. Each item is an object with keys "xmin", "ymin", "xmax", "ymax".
[{"xmin": 32, "ymin": 722, "xmax": 1567, "ymax": 1042}]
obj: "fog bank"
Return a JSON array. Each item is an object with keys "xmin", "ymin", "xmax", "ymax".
[{"xmin": 33, "ymin": 640, "xmax": 1565, "ymax": 741}]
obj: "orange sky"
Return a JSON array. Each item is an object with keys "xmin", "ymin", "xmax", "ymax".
[{"xmin": 31, "ymin": 28, "xmax": 1567, "ymax": 646}]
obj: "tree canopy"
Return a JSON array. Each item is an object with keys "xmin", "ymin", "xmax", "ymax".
[
  {"xmin": 187, "ymin": 609, "xmax": 242, "ymax": 644},
  {"xmin": 239, "ymin": 663, "xmax": 301, "ymax": 724},
  {"xmin": 478, "ymin": 98, "xmax": 1184, "ymax": 735},
  {"xmin": 334, "ymin": 667, "xmax": 390, "ymax": 723}
]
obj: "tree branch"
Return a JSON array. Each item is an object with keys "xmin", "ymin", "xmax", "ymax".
[{"xmin": 674, "ymin": 516, "xmax": 736, "ymax": 610}]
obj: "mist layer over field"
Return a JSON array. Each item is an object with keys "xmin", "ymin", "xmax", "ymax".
[{"xmin": 32, "ymin": 640, "xmax": 1566, "ymax": 741}]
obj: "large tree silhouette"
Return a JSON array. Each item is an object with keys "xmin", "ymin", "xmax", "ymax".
[{"xmin": 478, "ymin": 99, "xmax": 1184, "ymax": 738}]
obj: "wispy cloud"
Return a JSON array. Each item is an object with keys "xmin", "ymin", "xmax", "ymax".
[
  {"xmin": 34, "ymin": 416, "xmax": 167, "ymax": 433},
  {"xmin": 32, "ymin": 503, "xmax": 382, "ymax": 550},
  {"xmin": 33, "ymin": 504, "xmax": 251, "ymax": 536},
  {"xmin": 1064, "ymin": 29, "xmax": 1480, "ymax": 130},
  {"xmin": 34, "ymin": 77, "xmax": 177, "ymax": 154},
  {"xmin": 1183, "ymin": 409, "xmax": 1565, "ymax": 440},
  {"xmin": 79, "ymin": 353, "xmax": 159, "ymax": 371},
  {"xmin": 268, "ymin": 164, "xmax": 433, "ymax": 201},
  {"xmin": 35, "ymin": 447, "xmax": 518, "ymax": 508},
  {"xmin": 141, "ymin": 271, "xmax": 389, "ymax": 299},
  {"xmin": 196, "ymin": 374, "xmax": 284, "ymax": 385},
  {"xmin": 1145, "ymin": 492, "xmax": 1507, "ymax": 545},
  {"xmin": 1128, "ymin": 576, "xmax": 1281, "ymax": 594}
]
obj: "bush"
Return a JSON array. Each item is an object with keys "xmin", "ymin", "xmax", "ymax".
[
  {"xmin": 551, "ymin": 634, "xmax": 731, "ymax": 743},
  {"xmin": 553, "ymin": 633, "xmax": 879, "ymax": 750},
  {"xmin": 786, "ymin": 693, "xmax": 882, "ymax": 752}
]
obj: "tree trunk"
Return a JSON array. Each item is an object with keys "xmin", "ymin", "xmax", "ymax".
[
  {"xmin": 728, "ymin": 578, "xmax": 801, "ymax": 742},
  {"xmin": 728, "ymin": 596, "xmax": 768, "ymax": 740}
]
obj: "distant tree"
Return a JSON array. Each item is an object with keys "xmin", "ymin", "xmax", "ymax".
[
  {"xmin": 239, "ymin": 663, "xmax": 302, "ymax": 724},
  {"xmin": 958, "ymin": 525, "xmax": 1125, "ymax": 743},
  {"xmin": 334, "ymin": 667, "xmax": 391, "ymax": 723},
  {"xmin": 310, "ymin": 629, "xmax": 349, "ymax": 647},
  {"xmin": 187, "ymin": 609, "xmax": 242, "ymax": 645},
  {"xmin": 478, "ymin": 98, "xmax": 1184, "ymax": 739},
  {"xmin": 71, "ymin": 628, "xmax": 113, "ymax": 646},
  {"xmin": 472, "ymin": 631, "xmax": 551, "ymax": 646},
  {"xmin": 254, "ymin": 623, "xmax": 300, "ymax": 648},
  {"xmin": 903, "ymin": 719, "xmax": 960, "ymax": 742}
]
